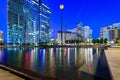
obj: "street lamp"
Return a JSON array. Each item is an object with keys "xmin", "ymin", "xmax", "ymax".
[
  {"xmin": 60, "ymin": 4, "xmax": 64, "ymax": 45},
  {"xmin": 60, "ymin": 4, "xmax": 64, "ymax": 10}
]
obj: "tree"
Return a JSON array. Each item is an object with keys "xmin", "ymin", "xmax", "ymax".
[
  {"xmin": 115, "ymin": 38, "xmax": 120, "ymax": 45},
  {"xmin": 96, "ymin": 39, "xmax": 100, "ymax": 44},
  {"xmin": 0, "ymin": 41, "xmax": 4, "ymax": 46},
  {"xmin": 65, "ymin": 40, "xmax": 69, "ymax": 43},
  {"xmin": 92, "ymin": 39, "xmax": 96, "ymax": 44},
  {"xmin": 104, "ymin": 38, "xmax": 108, "ymax": 44},
  {"xmin": 100, "ymin": 38, "xmax": 103, "ymax": 44}
]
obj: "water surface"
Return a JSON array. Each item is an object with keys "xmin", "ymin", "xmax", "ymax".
[{"xmin": 0, "ymin": 48, "xmax": 111, "ymax": 80}]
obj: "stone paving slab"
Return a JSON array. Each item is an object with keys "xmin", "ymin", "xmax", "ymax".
[
  {"xmin": 0, "ymin": 69, "xmax": 24, "ymax": 80},
  {"xmin": 105, "ymin": 48, "xmax": 120, "ymax": 80}
]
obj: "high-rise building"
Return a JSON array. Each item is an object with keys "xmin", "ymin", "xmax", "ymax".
[
  {"xmin": 67, "ymin": 23, "xmax": 93, "ymax": 42},
  {"xmin": 100, "ymin": 27, "xmax": 111, "ymax": 40},
  {"xmin": 8, "ymin": 0, "xmax": 25, "ymax": 45},
  {"xmin": 40, "ymin": 3, "xmax": 51, "ymax": 42},
  {"xmin": 84, "ymin": 26, "xmax": 92, "ymax": 42},
  {"xmin": 0, "ymin": 30, "xmax": 4, "ymax": 43},
  {"xmin": 1, "ymin": 0, "xmax": 51, "ymax": 45},
  {"xmin": 24, "ymin": 0, "xmax": 40, "ymax": 45},
  {"xmin": 100, "ymin": 23, "xmax": 120, "ymax": 41},
  {"xmin": 24, "ymin": 1, "xmax": 51, "ymax": 44},
  {"xmin": 67, "ymin": 23, "xmax": 85, "ymax": 38},
  {"xmin": 77, "ymin": 23, "xmax": 84, "ymax": 38}
]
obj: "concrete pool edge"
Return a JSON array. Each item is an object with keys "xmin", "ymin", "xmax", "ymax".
[
  {"xmin": 105, "ymin": 47, "xmax": 120, "ymax": 80},
  {"xmin": 0, "ymin": 62, "xmax": 56, "ymax": 80},
  {"xmin": 0, "ymin": 63, "xmax": 35, "ymax": 80},
  {"xmin": 104, "ymin": 50, "xmax": 114, "ymax": 80}
]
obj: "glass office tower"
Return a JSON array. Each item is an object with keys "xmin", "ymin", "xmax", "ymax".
[
  {"xmin": 77, "ymin": 23, "xmax": 84, "ymax": 38},
  {"xmin": 0, "ymin": 30, "xmax": 4, "ymax": 43},
  {"xmin": 8, "ymin": 0, "xmax": 25, "ymax": 45},
  {"xmin": 7, "ymin": 0, "xmax": 51, "ymax": 45},
  {"xmin": 24, "ymin": 0, "xmax": 40, "ymax": 45},
  {"xmin": 84, "ymin": 26, "xmax": 92, "ymax": 42},
  {"xmin": 40, "ymin": 3, "xmax": 51, "ymax": 42}
]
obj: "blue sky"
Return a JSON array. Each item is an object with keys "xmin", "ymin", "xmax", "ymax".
[
  {"xmin": 1, "ymin": 0, "xmax": 120, "ymax": 39},
  {"xmin": 0, "ymin": 0, "xmax": 7, "ymax": 43},
  {"xmin": 42, "ymin": 0, "xmax": 120, "ymax": 38}
]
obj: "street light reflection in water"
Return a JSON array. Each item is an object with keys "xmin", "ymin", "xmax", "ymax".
[{"xmin": 0, "ymin": 48, "xmax": 111, "ymax": 80}]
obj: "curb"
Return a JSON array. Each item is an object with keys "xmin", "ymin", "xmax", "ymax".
[
  {"xmin": 104, "ymin": 50, "xmax": 114, "ymax": 80},
  {"xmin": 0, "ymin": 64, "xmax": 38, "ymax": 80}
]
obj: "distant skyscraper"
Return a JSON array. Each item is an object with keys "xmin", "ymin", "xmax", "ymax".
[
  {"xmin": 76, "ymin": 23, "xmax": 92, "ymax": 42},
  {"xmin": 0, "ymin": 30, "xmax": 3, "ymax": 43},
  {"xmin": 84, "ymin": 26, "xmax": 92, "ymax": 42},
  {"xmin": 2, "ymin": 0, "xmax": 51, "ymax": 45},
  {"xmin": 67, "ymin": 22, "xmax": 93, "ymax": 42},
  {"xmin": 77, "ymin": 23, "xmax": 84, "ymax": 38}
]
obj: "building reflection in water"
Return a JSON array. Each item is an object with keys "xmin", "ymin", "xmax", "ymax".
[
  {"xmin": 67, "ymin": 48, "xmax": 70, "ymax": 67},
  {"xmin": 0, "ymin": 47, "xmax": 110, "ymax": 80},
  {"xmin": 18, "ymin": 49, "xmax": 23, "ymax": 68},
  {"xmin": 0, "ymin": 50, "xmax": 2, "ymax": 61},
  {"xmin": 80, "ymin": 48, "xmax": 93, "ymax": 74},
  {"xmin": 49, "ymin": 48, "xmax": 55, "ymax": 77},
  {"xmin": 39, "ymin": 49, "xmax": 46, "ymax": 74}
]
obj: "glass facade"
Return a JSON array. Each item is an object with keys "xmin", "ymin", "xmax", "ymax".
[
  {"xmin": 7, "ymin": 0, "xmax": 51, "ymax": 45},
  {"xmin": 110, "ymin": 30, "xmax": 115, "ymax": 40},
  {"xmin": 100, "ymin": 27, "xmax": 110, "ymax": 41},
  {"xmin": 118, "ymin": 29, "xmax": 120, "ymax": 38},
  {"xmin": 77, "ymin": 23, "xmax": 84, "ymax": 38},
  {"xmin": 24, "ymin": 0, "xmax": 40, "ymax": 45},
  {"xmin": 40, "ymin": 3, "xmax": 51, "ymax": 42},
  {"xmin": 101, "ymin": 23, "xmax": 120, "ymax": 42},
  {"xmin": 8, "ymin": 0, "xmax": 25, "ymax": 45},
  {"xmin": 84, "ymin": 26, "xmax": 92, "ymax": 42}
]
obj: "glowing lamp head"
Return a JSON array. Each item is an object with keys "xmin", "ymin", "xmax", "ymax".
[{"xmin": 60, "ymin": 4, "xmax": 64, "ymax": 10}]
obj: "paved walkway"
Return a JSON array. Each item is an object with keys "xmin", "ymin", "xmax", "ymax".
[
  {"xmin": 0, "ymin": 69, "xmax": 24, "ymax": 80},
  {"xmin": 105, "ymin": 47, "xmax": 120, "ymax": 80}
]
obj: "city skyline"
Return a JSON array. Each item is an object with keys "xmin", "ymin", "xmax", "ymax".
[
  {"xmin": 0, "ymin": 1, "xmax": 120, "ymax": 80},
  {"xmin": 1, "ymin": 0, "xmax": 120, "ymax": 39}
]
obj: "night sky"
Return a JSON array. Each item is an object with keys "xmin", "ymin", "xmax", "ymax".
[{"xmin": 1, "ymin": 0, "xmax": 120, "ymax": 39}]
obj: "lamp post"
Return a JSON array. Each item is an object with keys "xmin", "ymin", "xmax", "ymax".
[{"xmin": 60, "ymin": 4, "xmax": 64, "ymax": 45}]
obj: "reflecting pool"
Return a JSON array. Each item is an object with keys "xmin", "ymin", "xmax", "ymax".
[{"xmin": 0, "ymin": 48, "xmax": 111, "ymax": 80}]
